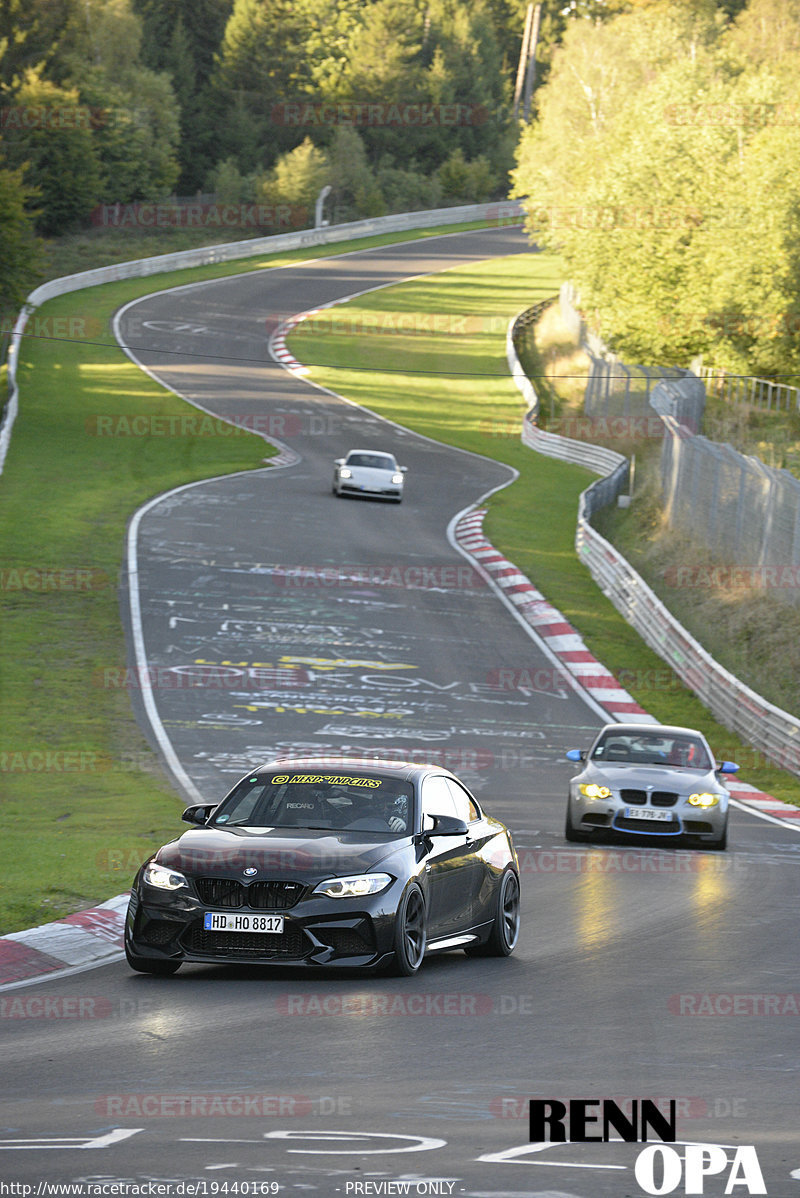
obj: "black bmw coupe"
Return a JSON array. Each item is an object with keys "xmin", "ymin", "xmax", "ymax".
[{"xmin": 125, "ymin": 757, "xmax": 521, "ymax": 976}]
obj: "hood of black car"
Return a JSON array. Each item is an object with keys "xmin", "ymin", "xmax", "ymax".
[{"xmin": 155, "ymin": 826, "xmax": 408, "ymax": 882}]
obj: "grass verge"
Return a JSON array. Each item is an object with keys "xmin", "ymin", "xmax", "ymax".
[
  {"xmin": 0, "ymin": 220, "xmax": 507, "ymax": 934},
  {"xmin": 287, "ymin": 253, "xmax": 800, "ymax": 808}
]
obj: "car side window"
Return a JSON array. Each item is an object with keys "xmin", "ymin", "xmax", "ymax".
[
  {"xmin": 420, "ymin": 776, "xmax": 458, "ymax": 820},
  {"xmin": 444, "ymin": 778, "xmax": 480, "ymax": 823}
]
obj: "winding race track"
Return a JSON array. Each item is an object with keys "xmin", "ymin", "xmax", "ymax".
[{"xmin": 3, "ymin": 228, "xmax": 800, "ymax": 1196}]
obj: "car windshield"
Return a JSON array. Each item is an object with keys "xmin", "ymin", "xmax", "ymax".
[
  {"xmin": 346, "ymin": 453, "xmax": 396, "ymax": 470},
  {"xmin": 211, "ymin": 771, "xmax": 413, "ymax": 833},
  {"xmin": 591, "ymin": 733, "xmax": 712, "ymax": 770}
]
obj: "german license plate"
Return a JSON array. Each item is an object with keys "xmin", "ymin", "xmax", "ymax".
[
  {"xmin": 203, "ymin": 912, "xmax": 284, "ymax": 933},
  {"xmin": 624, "ymin": 808, "xmax": 673, "ymax": 823}
]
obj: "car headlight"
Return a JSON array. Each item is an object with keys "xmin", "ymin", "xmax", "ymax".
[
  {"xmin": 391, "ymin": 473, "xmax": 404, "ymax": 484},
  {"xmin": 143, "ymin": 862, "xmax": 189, "ymax": 890},
  {"xmin": 578, "ymin": 783, "xmax": 612, "ymax": 799},
  {"xmin": 312, "ymin": 873, "xmax": 393, "ymax": 898},
  {"xmin": 339, "ymin": 468, "xmax": 352, "ymax": 479},
  {"xmin": 687, "ymin": 793, "xmax": 721, "ymax": 808}
]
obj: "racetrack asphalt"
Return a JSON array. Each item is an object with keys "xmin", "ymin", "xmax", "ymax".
[{"xmin": 2, "ymin": 227, "xmax": 799, "ymax": 1196}]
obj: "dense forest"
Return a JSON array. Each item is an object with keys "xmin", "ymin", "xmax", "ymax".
[
  {"xmin": 5, "ymin": 0, "xmax": 795, "ymax": 389},
  {"xmin": 0, "ymin": 0, "xmax": 557, "ymax": 310},
  {"xmin": 513, "ymin": 0, "xmax": 800, "ymax": 377}
]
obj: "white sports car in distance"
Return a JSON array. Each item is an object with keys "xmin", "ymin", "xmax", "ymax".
[{"xmin": 333, "ymin": 450, "xmax": 406, "ymax": 503}]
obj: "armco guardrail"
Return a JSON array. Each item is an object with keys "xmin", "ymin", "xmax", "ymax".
[
  {"xmin": 0, "ymin": 199, "xmax": 523, "ymax": 475},
  {"xmin": 507, "ymin": 311, "xmax": 800, "ymax": 779}
]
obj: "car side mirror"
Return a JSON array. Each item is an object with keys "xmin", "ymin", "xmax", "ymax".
[
  {"xmin": 428, "ymin": 813, "xmax": 469, "ymax": 836},
  {"xmin": 566, "ymin": 749, "xmax": 585, "ymax": 762},
  {"xmin": 334, "ymin": 458, "xmax": 345, "ymax": 466},
  {"xmin": 716, "ymin": 761, "xmax": 739, "ymax": 774},
  {"xmin": 181, "ymin": 804, "xmax": 218, "ymax": 825},
  {"xmin": 400, "ymin": 466, "xmax": 408, "ymax": 472}
]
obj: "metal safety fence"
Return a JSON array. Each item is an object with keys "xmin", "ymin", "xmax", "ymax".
[
  {"xmin": 649, "ymin": 376, "xmax": 705, "ymax": 433},
  {"xmin": 660, "ymin": 416, "xmax": 800, "ymax": 599},
  {"xmin": 697, "ymin": 363, "xmax": 800, "ymax": 414},
  {"xmin": 507, "ymin": 309, "xmax": 800, "ymax": 780}
]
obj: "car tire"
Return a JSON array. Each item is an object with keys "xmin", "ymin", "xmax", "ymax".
[
  {"xmin": 125, "ymin": 943, "xmax": 181, "ymax": 976},
  {"xmin": 707, "ymin": 824, "xmax": 728, "ymax": 851},
  {"xmin": 390, "ymin": 883, "xmax": 426, "ymax": 976},
  {"xmin": 565, "ymin": 804, "xmax": 593, "ymax": 843},
  {"xmin": 465, "ymin": 868, "xmax": 520, "ymax": 958}
]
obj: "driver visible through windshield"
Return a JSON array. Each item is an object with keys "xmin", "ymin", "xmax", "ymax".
[
  {"xmin": 591, "ymin": 733, "xmax": 712, "ymax": 770},
  {"xmin": 211, "ymin": 772, "xmax": 412, "ymax": 834}
]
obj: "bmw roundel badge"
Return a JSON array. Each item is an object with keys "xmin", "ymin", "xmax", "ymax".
[{"xmin": 243, "ymin": 866, "xmax": 258, "ymax": 876}]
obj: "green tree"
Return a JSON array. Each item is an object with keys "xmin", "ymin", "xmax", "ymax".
[
  {"xmin": 0, "ymin": 166, "xmax": 42, "ymax": 315},
  {"xmin": 211, "ymin": 0, "xmax": 314, "ymax": 170},
  {"xmin": 55, "ymin": 0, "xmax": 181, "ymax": 203},
  {"xmin": 133, "ymin": 0, "xmax": 233, "ymax": 190},
  {"xmin": 511, "ymin": 0, "xmax": 800, "ymax": 377},
  {"xmin": 0, "ymin": 0, "xmax": 77, "ymax": 90},
  {"xmin": 326, "ymin": 126, "xmax": 384, "ymax": 222},
  {"xmin": 79, "ymin": 67, "xmax": 180, "ymax": 202},
  {"xmin": 437, "ymin": 147, "xmax": 495, "ymax": 201},
  {"xmin": 1, "ymin": 68, "xmax": 102, "ymax": 234},
  {"xmin": 511, "ymin": 6, "xmax": 739, "ymax": 361},
  {"xmin": 262, "ymin": 135, "xmax": 328, "ymax": 214}
]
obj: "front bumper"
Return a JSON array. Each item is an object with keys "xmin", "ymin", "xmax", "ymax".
[
  {"xmin": 338, "ymin": 481, "xmax": 402, "ymax": 499},
  {"xmin": 568, "ymin": 791, "xmax": 728, "ymax": 841},
  {"xmin": 126, "ymin": 882, "xmax": 401, "ymax": 970}
]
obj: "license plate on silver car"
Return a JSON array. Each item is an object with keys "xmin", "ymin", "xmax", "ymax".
[
  {"xmin": 203, "ymin": 912, "xmax": 284, "ymax": 933},
  {"xmin": 624, "ymin": 808, "xmax": 673, "ymax": 823}
]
